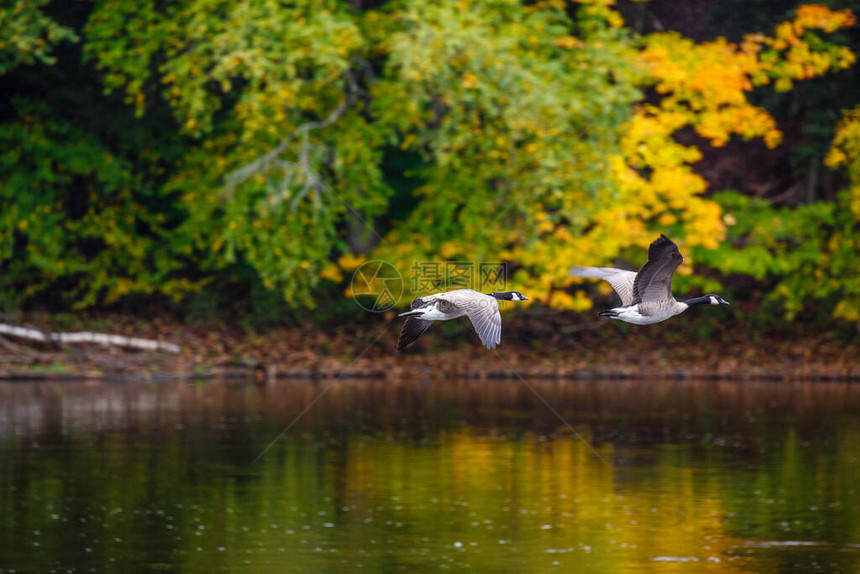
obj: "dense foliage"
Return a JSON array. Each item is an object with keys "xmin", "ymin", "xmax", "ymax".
[{"xmin": 1, "ymin": 0, "xmax": 858, "ymax": 326}]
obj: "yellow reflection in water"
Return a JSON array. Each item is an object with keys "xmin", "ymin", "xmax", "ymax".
[{"xmin": 1, "ymin": 379, "xmax": 859, "ymax": 573}]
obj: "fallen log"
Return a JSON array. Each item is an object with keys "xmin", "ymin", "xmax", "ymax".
[{"xmin": 0, "ymin": 323, "xmax": 181, "ymax": 353}]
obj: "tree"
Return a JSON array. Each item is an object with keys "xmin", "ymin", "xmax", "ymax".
[
  {"xmin": 0, "ymin": 0, "xmax": 76, "ymax": 75},
  {"xmin": 694, "ymin": 104, "xmax": 860, "ymax": 324},
  {"xmin": 0, "ymin": 0, "xmax": 857, "ymax": 326},
  {"xmin": 0, "ymin": 100, "xmax": 191, "ymax": 308}
]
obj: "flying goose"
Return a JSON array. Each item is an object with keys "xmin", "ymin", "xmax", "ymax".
[
  {"xmin": 397, "ymin": 289, "xmax": 529, "ymax": 351},
  {"xmin": 569, "ymin": 234, "xmax": 729, "ymax": 325}
]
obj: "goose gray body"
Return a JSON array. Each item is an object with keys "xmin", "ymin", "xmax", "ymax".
[
  {"xmin": 569, "ymin": 235, "xmax": 729, "ymax": 325},
  {"xmin": 397, "ymin": 289, "xmax": 528, "ymax": 350}
]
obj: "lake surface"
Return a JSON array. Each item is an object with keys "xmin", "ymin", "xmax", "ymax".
[{"xmin": 0, "ymin": 377, "xmax": 858, "ymax": 573}]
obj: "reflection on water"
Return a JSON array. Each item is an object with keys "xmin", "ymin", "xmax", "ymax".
[{"xmin": 0, "ymin": 378, "xmax": 858, "ymax": 573}]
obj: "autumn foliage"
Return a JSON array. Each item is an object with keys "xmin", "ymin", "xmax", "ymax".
[{"xmin": 0, "ymin": 1, "xmax": 858, "ymax": 325}]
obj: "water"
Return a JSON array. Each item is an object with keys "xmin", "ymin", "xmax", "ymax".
[{"xmin": 0, "ymin": 378, "xmax": 858, "ymax": 573}]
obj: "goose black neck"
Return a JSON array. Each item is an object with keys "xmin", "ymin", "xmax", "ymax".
[
  {"xmin": 682, "ymin": 295, "xmax": 712, "ymax": 307},
  {"xmin": 488, "ymin": 292, "xmax": 514, "ymax": 300}
]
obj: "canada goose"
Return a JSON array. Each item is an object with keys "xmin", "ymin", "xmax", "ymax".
[
  {"xmin": 397, "ymin": 289, "xmax": 529, "ymax": 351},
  {"xmin": 569, "ymin": 234, "xmax": 729, "ymax": 325}
]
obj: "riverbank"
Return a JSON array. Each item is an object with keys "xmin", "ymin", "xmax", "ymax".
[{"xmin": 1, "ymin": 312, "xmax": 858, "ymax": 382}]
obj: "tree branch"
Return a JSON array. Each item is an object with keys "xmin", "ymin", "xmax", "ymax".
[{"xmin": 222, "ymin": 69, "xmax": 361, "ymax": 198}]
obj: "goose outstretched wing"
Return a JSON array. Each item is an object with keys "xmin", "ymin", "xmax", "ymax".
[
  {"xmin": 444, "ymin": 291, "xmax": 502, "ymax": 349},
  {"xmin": 569, "ymin": 266, "xmax": 637, "ymax": 306},
  {"xmin": 397, "ymin": 317, "xmax": 434, "ymax": 350},
  {"xmin": 397, "ymin": 296, "xmax": 434, "ymax": 351},
  {"xmin": 465, "ymin": 303, "xmax": 502, "ymax": 349},
  {"xmin": 632, "ymin": 234, "xmax": 683, "ymax": 304}
]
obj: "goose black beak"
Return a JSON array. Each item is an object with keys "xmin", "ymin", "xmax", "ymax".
[{"xmin": 522, "ymin": 296, "xmax": 530, "ymax": 300}]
